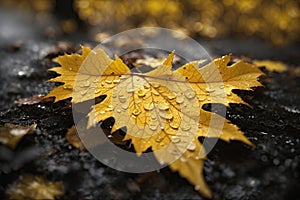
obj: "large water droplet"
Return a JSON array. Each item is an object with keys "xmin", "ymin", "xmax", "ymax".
[
  {"xmin": 99, "ymin": 111, "xmax": 105, "ymax": 114},
  {"xmin": 172, "ymin": 150, "xmax": 179, "ymax": 156},
  {"xmin": 176, "ymin": 95, "xmax": 184, "ymax": 104},
  {"xmin": 159, "ymin": 111, "xmax": 173, "ymax": 119},
  {"xmin": 144, "ymin": 102, "xmax": 154, "ymax": 111},
  {"xmin": 158, "ymin": 103, "xmax": 169, "ymax": 110},
  {"xmin": 107, "ymin": 134, "xmax": 113, "ymax": 139},
  {"xmin": 80, "ymin": 90, "xmax": 87, "ymax": 95},
  {"xmin": 84, "ymin": 81, "xmax": 90, "ymax": 87},
  {"xmin": 187, "ymin": 142, "xmax": 196, "ymax": 151},
  {"xmin": 151, "ymin": 113, "xmax": 157, "ymax": 120},
  {"xmin": 95, "ymin": 88, "xmax": 101, "ymax": 94},
  {"xmin": 150, "ymin": 123, "xmax": 158, "ymax": 131},
  {"xmin": 171, "ymin": 136, "xmax": 181, "ymax": 143},
  {"xmin": 167, "ymin": 93, "xmax": 176, "ymax": 100},
  {"xmin": 152, "ymin": 90, "xmax": 159, "ymax": 96},
  {"xmin": 121, "ymin": 104, "xmax": 129, "ymax": 109},
  {"xmin": 227, "ymin": 91, "xmax": 232, "ymax": 96},
  {"xmin": 144, "ymin": 84, "xmax": 150, "ymax": 89},
  {"xmin": 105, "ymin": 80, "xmax": 112, "ymax": 84},
  {"xmin": 113, "ymin": 79, "xmax": 120, "ymax": 84},
  {"xmin": 132, "ymin": 108, "xmax": 141, "ymax": 116},
  {"xmin": 127, "ymin": 87, "xmax": 134, "ymax": 93},
  {"xmin": 170, "ymin": 121, "xmax": 179, "ymax": 129},
  {"xmin": 106, "ymin": 105, "xmax": 114, "ymax": 111},
  {"xmin": 184, "ymin": 89, "xmax": 196, "ymax": 99},
  {"xmin": 137, "ymin": 89, "xmax": 146, "ymax": 97},
  {"xmin": 180, "ymin": 157, "xmax": 187, "ymax": 162},
  {"xmin": 152, "ymin": 83, "xmax": 160, "ymax": 88},
  {"xmin": 205, "ymin": 87, "xmax": 215, "ymax": 93},
  {"xmin": 118, "ymin": 95, "xmax": 126, "ymax": 103},
  {"xmin": 181, "ymin": 124, "xmax": 191, "ymax": 131}
]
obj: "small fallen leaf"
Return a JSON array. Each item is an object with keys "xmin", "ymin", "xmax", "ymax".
[
  {"xmin": 0, "ymin": 123, "xmax": 36, "ymax": 149},
  {"xmin": 254, "ymin": 60, "xmax": 287, "ymax": 72},
  {"xmin": 66, "ymin": 126, "xmax": 85, "ymax": 151},
  {"xmin": 6, "ymin": 174, "xmax": 64, "ymax": 200}
]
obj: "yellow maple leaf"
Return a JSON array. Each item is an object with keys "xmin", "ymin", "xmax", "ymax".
[
  {"xmin": 46, "ymin": 46, "xmax": 264, "ymax": 198},
  {"xmin": 176, "ymin": 55, "xmax": 263, "ymax": 107},
  {"xmin": 46, "ymin": 46, "xmax": 130, "ymax": 103}
]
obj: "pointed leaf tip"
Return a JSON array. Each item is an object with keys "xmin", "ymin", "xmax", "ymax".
[{"xmin": 163, "ymin": 51, "xmax": 175, "ymax": 68}]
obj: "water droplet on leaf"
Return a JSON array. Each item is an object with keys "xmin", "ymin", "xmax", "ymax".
[
  {"xmin": 158, "ymin": 104, "xmax": 169, "ymax": 110},
  {"xmin": 184, "ymin": 89, "xmax": 196, "ymax": 99},
  {"xmin": 167, "ymin": 93, "xmax": 177, "ymax": 100},
  {"xmin": 113, "ymin": 79, "xmax": 120, "ymax": 84},
  {"xmin": 144, "ymin": 84, "xmax": 150, "ymax": 89},
  {"xmin": 159, "ymin": 111, "xmax": 173, "ymax": 119},
  {"xmin": 171, "ymin": 136, "xmax": 181, "ymax": 143},
  {"xmin": 132, "ymin": 108, "xmax": 141, "ymax": 116},
  {"xmin": 80, "ymin": 90, "xmax": 87, "ymax": 95},
  {"xmin": 194, "ymin": 185, "xmax": 200, "ymax": 190},
  {"xmin": 118, "ymin": 95, "xmax": 126, "ymax": 103},
  {"xmin": 137, "ymin": 89, "xmax": 146, "ymax": 97},
  {"xmin": 187, "ymin": 142, "xmax": 196, "ymax": 151},
  {"xmin": 152, "ymin": 83, "xmax": 160, "ymax": 88},
  {"xmin": 181, "ymin": 124, "xmax": 191, "ymax": 131},
  {"xmin": 205, "ymin": 87, "xmax": 215, "ymax": 93},
  {"xmin": 170, "ymin": 121, "xmax": 179, "ymax": 129},
  {"xmin": 149, "ymin": 123, "xmax": 158, "ymax": 131},
  {"xmin": 176, "ymin": 95, "xmax": 184, "ymax": 104},
  {"xmin": 144, "ymin": 102, "xmax": 154, "ymax": 111}
]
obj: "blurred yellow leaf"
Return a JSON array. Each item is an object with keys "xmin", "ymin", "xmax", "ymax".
[
  {"xmin": 254, "ymin": 60, "xmax": 287, "ymax": 72},
  {"xmin": 6, "ymin": 174, "xmax": 64, "ymax": 200},
  {"xmin": 0, "ymin": 123, "xmax": 36, "ymax": 149}
]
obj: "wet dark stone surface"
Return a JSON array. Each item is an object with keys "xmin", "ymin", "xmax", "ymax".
[{"xmin": 1, "ymin": 9, "xmax": 300, "ymax": 200}]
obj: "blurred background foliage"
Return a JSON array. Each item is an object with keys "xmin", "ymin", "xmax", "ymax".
[{"xmin": 0, "ymin": 0, "xmax": 299, "ymax": 46}]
